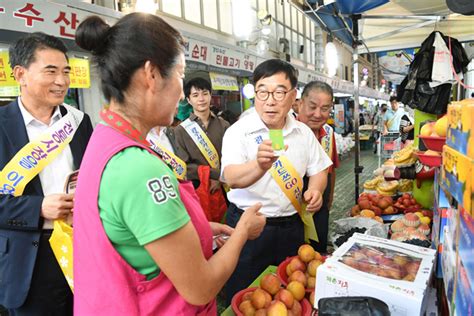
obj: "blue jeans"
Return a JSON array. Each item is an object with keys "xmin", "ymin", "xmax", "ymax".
[{"xmin": 224, "ymin": 203, "xmax": 304, "ymax": 305}]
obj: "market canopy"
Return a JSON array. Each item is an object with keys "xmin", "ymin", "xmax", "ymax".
[{"xmin": 294, "ymin": 0, "xmax": 474, "ymax": 53}]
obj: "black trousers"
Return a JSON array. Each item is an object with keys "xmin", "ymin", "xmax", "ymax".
[
  {"xmin": 224, "ymin": 203, "xmax": 304, "ymax": 305},
  {"xmin": 310, "ymin": 204, "xmax": 329, "ymax": 254},
  {"xmin": 9, "ymin": 231, "xmax": 72, "ymax": 316}
]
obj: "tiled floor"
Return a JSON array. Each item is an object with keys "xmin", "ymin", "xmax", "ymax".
[{"xmin": 329, "ymin": 148, "xmax": 380, "ymax": 239}]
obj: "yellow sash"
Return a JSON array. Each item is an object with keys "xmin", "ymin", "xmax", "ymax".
[
  {"xmin": 0, "ymin": 104, "xmax": 83, "ymax": 196},
  {"xmin": 270, "ymin": 156, "xmax": 318, "ymax": 242},
  {"xmin": 148, "ymin": 138, "xmax": 187, "ymax": 181},
  {"xmin": 320, "ymin": 124, "xmax": 334, "ymax": 159},
  {"xmin": 181, "ymin": 118, "xmax": 220, "ymax": 169}
]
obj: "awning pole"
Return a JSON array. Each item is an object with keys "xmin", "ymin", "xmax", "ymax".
[{"xmin": 352, "ymin": 15, "xmax": 363, "ymax": 203}]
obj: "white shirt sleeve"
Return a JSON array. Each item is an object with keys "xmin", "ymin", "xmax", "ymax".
[{"xmin": 305, "ymin": 129, "xmax": 333, "ymax": 177}]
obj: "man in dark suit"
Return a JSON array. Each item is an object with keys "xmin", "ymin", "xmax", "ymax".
[{"xmin": 0, "ymin": 32, "xmax": 93, "ymax": 315}]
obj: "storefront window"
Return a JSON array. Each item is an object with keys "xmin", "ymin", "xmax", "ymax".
[
  {"xmin": 276, "ymin": 22, "xmax": 284, "ymax": 43},
  {"xmin": 276, "ymin": 0, "xmax": 283, "ymax": 22},
  {"xmin": 283, "ymin": 1, "xmax": 291, "ymax": 28},
  {"xmin": 291, "ymin": 30, "xmax": 298, "ymax": 58},
  {"xmin": 219, "ymin": 0, "xmax": 233, "ymax": 34},
  {"xmin": 306, "ymin": 38, "xmax": 311, "ymax": 63},
  {"xmin": 268, "ymin": 0, "xmax": 276, "ymax": 18},
  {"xmin": 298, "ymin": 11, "xmax": 304, "ymax": 34},
  {"xmin": 298, "ymin": 33, "xmax": 304, "ymax": 56},
  {"xmin": 305, "ymin": 18, "xmax": 310, "ymax": 37},
  {"xmin": 202, "ymin": 0, "xmax": 218, "ymax": 29},
  {"xmin": 162, "ymin": 0, "xmax": 182, "ymax": 17},
  {"xmin": 285, "ymin": 27, "xmax": 292, "ymax": 50},
  {"xmin": 184, "ymin": 0, "xmax": 201, "ymax": 24},
  {"xmin": 291, "ymin": 6, "xmax": 297, "ymax": 30}
]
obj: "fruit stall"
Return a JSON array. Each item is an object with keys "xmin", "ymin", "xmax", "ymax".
[
  {"xmin": 221, "ymin": 102, "xmax": 473, "ymax": 316},
  {"xmin": 220, "ymin": 0, "xmax": 473, "ymax": 314}
]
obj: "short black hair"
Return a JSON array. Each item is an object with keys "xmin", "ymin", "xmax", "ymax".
[
  {"xmin": 381, "ymin": 104, "xmax": 388, "ymax": 112},
  {"xmin": 301, "ymin": 80, "xmax": 333, "ymax": 100},
  {"xmin": 253, "ymin": 59, "xmax": 298, "ymax": 89},
  {"xmin": 389, "ymin": 96, "xmax": 398, "ymax": 103},
  {"xmin": 9, "ymin": 32, "xmax": 68, "ymax": 69},
  {"xmin": 184, "ymin": 77, "xmax": 211, "ymax": 98}
]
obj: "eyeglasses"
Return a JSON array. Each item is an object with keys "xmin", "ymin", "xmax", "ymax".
[{"xmin": 255, "ymin": 89, "xmax": 291, "ymax": 101}]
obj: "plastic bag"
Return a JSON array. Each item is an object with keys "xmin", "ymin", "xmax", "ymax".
[
  {"xmin": 318, "ymin": 296, "xmax": 390, "ymax": 316},
  {"xmin": 432, "ymin": 32, "xmax": 454, "ymax": 83},
  {"xmin": 49, "ymin": 220, "xmax": 74, "ymax": 292},
  {"xmin": 331, "ymin": 217, "xmax": 389, "ymax": 249},
  {"xmin": 195, "ymin": 165, "xmax": 227, "ymax": 223}
]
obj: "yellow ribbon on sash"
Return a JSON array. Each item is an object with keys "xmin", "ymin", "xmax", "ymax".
[
  {"xmin": 181, "ymin": 119, "xmax": 220, "ymax": 169},
  {"xmin": 148, "ymin": 139, "xmax": 187, "ymax": 181},
  {"xmin": 270, "ymin": 156, "xmax": 318, "ymax": 243},
  {"xmin": 0, "ymin": 105, "xmax": 83, "ymax": 196}
]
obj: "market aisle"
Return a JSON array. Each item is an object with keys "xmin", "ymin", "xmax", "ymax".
[{"xmin": 328, "ymin": 148, "xmax": 380, "ymax": 242}]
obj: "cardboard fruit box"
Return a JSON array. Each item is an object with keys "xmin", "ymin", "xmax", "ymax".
[
  {"xmin": 454, "ymin": 209, "xmax": 474, "ymax": 316},
  {"xmin": 441, "ymin": 145, "xmax": 473, "ymax": 215},
  {"xmin": 446, "ymin": 99, "xmax": 474, "ymax": 159},
  {"xmin": 315, "ymin": 233, "xmax": 436, "ymax": 316}
]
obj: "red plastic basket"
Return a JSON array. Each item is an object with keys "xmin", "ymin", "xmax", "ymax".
[
  {"xmin": 276, "ymin": 255, "xmax": 326, "ymax": 291},
  {"xmin": 416, "ymin": 152, "xmax": 442, "ymax": 167},
  {"xmin": 231, "ymin": 287, "xmax": 313, "ymax": 315},
  {"xmin": 419, "ymin": 136, "xmax": 446, "ymax": 152}
]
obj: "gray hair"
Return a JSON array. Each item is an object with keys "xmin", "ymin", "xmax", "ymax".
[{"xmin": 301, "ymin": 81, "xmax": 333, "ymax": 100}]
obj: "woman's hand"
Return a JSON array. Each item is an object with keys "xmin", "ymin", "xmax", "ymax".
[
  {"xmin": 236, "ymin": 203, "xmax": 266, "ymax": 240},
  {"xmin": 209, "ymin": 222, "xmax": 234, "ymax": 249}
]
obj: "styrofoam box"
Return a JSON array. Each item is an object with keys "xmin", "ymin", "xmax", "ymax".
[
  {"xmin": 315, "ymin": 233, "xmax": 436, "ymax": 316},
  {"xmin": 441, "ymin": 231, "xmax": 457, "ymax": 314}
]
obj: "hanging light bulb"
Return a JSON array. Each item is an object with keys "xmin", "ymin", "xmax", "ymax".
[
  {"xmin": 242, "ymin": 83, "xmax": 255, "ymax": 99},
  {"xmin": 231, "ymin": 0, "xmax": 253, "ymax": 40},
  {"xmin": 256, "ymin": 38, "xmax": 269, "ymax": 56},
  {"xmin": 261, "ymin": 26, "xmax": 271, "ymax": 36},
  {"xmin": 257, "ymin": 10, "xmax": 272, "ymax": 26},
  {"xmin": 325, "ymin": 36, "xmax": 338, "ymax": 77}
]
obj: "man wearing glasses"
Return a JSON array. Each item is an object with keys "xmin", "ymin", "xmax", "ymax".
[
  {"xmin": 298, "ymin": 81, "xmax": 340, "ymax": 254},
  {"xmin": 221, "ymin": 59, "xmax": 332, "ymax": 303}
]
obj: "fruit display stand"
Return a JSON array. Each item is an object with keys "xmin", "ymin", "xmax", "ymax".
[
  {"xmin": 430, "ymin": 99, "xmax": 474, "ymax": 315},
  {"xmin": 221, "ymin": 266, "xmax": 277, "ymax": 316}
]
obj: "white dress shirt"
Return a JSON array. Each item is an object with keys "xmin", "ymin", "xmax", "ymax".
[
  {"xmin": 18, "ymin": 98, "xmax": 74, "ymax": 229},
  {"xmin": 221, "ymin": 110, "xmax": 333, "ymax": 217},
  {"xmin": 146, "ymin": 127, "xmax": 174, "ymax": 154}
]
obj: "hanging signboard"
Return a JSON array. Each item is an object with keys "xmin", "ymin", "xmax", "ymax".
[
  {"xmin": 209, "ymin": 44, "xmax": 256, "ymax": 77},
  {"xmin": 0, "ymin": 1, "xmax": 103, "ymax": 41},
  {"xmin": 0, "ymin": 51, "xmax": 17, "ymax": 87},
  {"xmin": 69, "ymin": 58, "xmax": 90, "ymax": 88},
  {"xmin": 334, "ymin": 103, "xmax": 345, "ymax": 134},
  {"xmin": 184, "ymin": 38, "xmax": 209, "ymax": 65},
  {"xmin": 209, "ymin": 72, "xmax": 239, "ymax": 91}
]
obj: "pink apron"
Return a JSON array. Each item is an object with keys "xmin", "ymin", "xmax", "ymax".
[{"xmin": 74, "ymin": 124, "xmax": 217, "ymax": 315}]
